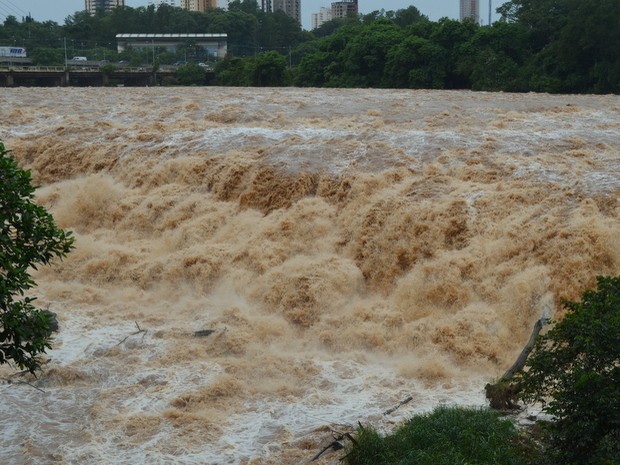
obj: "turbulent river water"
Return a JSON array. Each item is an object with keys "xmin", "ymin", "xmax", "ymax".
[{"xmin": 1, "ymin": 87, "xmax": 619, "ymax": 464}]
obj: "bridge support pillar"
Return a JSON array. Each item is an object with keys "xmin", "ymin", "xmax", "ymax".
[{"xmin": 6, "ymin": 73, "xmax": 14, "ymax": 87}]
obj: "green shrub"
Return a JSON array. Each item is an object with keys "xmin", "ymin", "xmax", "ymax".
[
  {"xmin": 176, "ymin": 63, "xmax": 206, "ymax": 86},
  {"xmin": 344, "ymin": 406, "xmax": 543, "ymax": 465},
  {"xmin": 100, "ymin": 64, "xmax": 117, "ymax": 75}
]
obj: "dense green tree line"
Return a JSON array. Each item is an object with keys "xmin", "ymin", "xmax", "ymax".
[
  {"xmin": 1, "ymin": 0, "xmax": 618, "ymax": 93},
  {"xmin": 292, "ymin": 0, "xmax": 619, "ymax": 93}
]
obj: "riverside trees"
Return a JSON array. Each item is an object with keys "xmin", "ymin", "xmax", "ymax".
[
  {"xmin": 498, "ymin": 0, "xmax": 620, "ymax": 93},
  {"xmin": 0, "ymin": 141, "xmax": 74, "ymax": 373}
]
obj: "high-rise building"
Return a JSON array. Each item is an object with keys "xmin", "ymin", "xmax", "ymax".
[
  {"xmin": 261, "ymin": 0, "xmax": 273, "ymax": 13},
  {"xmin": 311, "ymin": 6, "xmax": 332, "ymax": 29},
  {"xmin": 331, "ymin": 0, "xmax": 357, "ymax": 19},
  {"xmin": 460, "ymin": 0, "xmax": 479, "ymax": 22},
  {"xmin": 85, "ymin": 0, "xmax": 124, "ymax": 15},
  {"xmin": 273, "ymin": 0, "xmax": 301, "ymax": 24},
  {"xmin": 180, "ymin": 0, "xmax": 216, "ymax": 12},
  {"xmin": 148, "ymin": 0, "xmax": 176, "ymax": 7}
]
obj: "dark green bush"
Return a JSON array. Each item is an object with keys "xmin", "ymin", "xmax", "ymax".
[
  {"xmin": 176, "ymin": 63, "xmax": 206, "ymax": 86},
  {"xmin": 344, "ymin": 406, "xmax": 543, "ymax": 465}
]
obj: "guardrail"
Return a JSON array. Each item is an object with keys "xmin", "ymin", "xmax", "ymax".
[
  {"xmin": 0, "ymin": 65, "xmax": 65, "ymax": 72},
  {"xmin": 1, "ymin": 65, "xmax": 213, "ymax": 73},
  {"xmin": 0, "ymin": 65, "xmax": 157, "ymax": 73}
]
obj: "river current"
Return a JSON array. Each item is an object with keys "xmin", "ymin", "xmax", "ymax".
[{"xmin": 1, "ymin": 87, "xmax": 618, "ymax": 464}]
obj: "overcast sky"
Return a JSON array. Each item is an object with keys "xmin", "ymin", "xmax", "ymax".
[{"xmin": 2, "ymin": 1, "xmax": 502, "ymax": 31}]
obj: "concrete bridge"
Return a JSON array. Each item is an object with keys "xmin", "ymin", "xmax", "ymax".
[{"xmin": 0, "ymin": 65, "xmax": 211, "ymax": 87}]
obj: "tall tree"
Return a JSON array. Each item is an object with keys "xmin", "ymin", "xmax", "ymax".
[
  {"xmin": 247, "ymin": 50, "xmax": 289, "ymax": 86},
  {"xmin": 461, "ymin": 21, "xmax": 531, "ymax": 91},
  {"xmin": 393, "ymin": 5, "xmax": 426, "ymax": 28},
  {"xmin": 497, "ymin": 0, "xmax": 569, "ymax": 50},
  {"xmin": 339, "ymin": 20, "xmax": 405, "ymax": 87},
  {"xmin": 384, "ymin": 35, "xmax": 447, "ymax": 88},
  {"xmin": 498, "ymin": 0, "xmax": 620, "ymax": 93},
  {"xmin": 430, "ymin": 18, "xmax": 478, "ymax": 88}
]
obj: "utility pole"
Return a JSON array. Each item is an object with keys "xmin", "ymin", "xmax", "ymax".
[
  {"xmin": 63, "ymin": 37, "xmax": 68, "ymax": 85},
  {"xmin": 152, "ymin": 39, "xmax": 157, "ymax": 85}
]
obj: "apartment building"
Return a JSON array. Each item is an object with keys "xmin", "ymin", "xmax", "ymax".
[
  {"xmin": 273, "ymin": 0, "xmax": 301, "ymax": 24},
  {"xmin": 261, "ymin": 0, "xmax": 273, "ymax": 13},
  {"xmin": 331, "ymin": 0, "xmax": 357, "ymax": 19},
  {"xmin": 460, "ymin": 0, "xmax": 480, "ymax": 22},
  {"xmin": 85, "ymin": 0, "xmax": 124, "ymax": 15},
  {"xmin": 179, "ymin": 0, "xmax": 216, "ymax": 12},
  {"xmin": 311, "ymin": 7, "xmax": 332, "ymax": 29}
]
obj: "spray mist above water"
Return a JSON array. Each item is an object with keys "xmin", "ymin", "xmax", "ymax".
[{"xmin": 0, "ymin": 87, "xmax": 618, "ymax": 464}]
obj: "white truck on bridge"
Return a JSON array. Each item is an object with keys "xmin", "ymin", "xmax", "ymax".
[{"xmin": 0, "ymin": 46, "xmax": 27, "ymax": 58}]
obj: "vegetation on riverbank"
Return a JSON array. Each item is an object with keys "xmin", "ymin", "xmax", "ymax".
[
  {"xmin": 343, "ymin": 406, "xmax": 546, "ymax": 465},
  {"xmin": 1, "ymin": 0, "xmax": 618, "ymax": 93}
]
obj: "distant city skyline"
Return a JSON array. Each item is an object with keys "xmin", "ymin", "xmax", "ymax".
[{"xmin": 1, "ymin": 1, "xmax": 503, "ymax": 30}]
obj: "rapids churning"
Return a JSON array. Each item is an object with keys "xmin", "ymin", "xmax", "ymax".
[{"xmin": 1, "ymin": 87, "xmax": 619, "ymax": 464}]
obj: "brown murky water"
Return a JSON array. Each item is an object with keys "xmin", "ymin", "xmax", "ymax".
[{"xmin": 1, "ymin": 87, "xmax": 618, "ymax": 464}]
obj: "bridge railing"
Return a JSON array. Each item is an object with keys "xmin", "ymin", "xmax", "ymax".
[
  {"xmin": 0, "ymin": 65, "xmax": 158, "ymax": 73},
  {"xmin": 0, "ymin": 65, "xmax": 65, "ymax": 72}
]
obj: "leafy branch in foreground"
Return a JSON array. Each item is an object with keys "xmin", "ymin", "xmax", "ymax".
[{"xmin": 0, "ymin": 140, "xmax": 74, "ymax": 373}]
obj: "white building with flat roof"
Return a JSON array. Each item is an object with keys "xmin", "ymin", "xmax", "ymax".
[{"xmin": 116, "ymin": 33, "xmax": 227, "ymax": 58}]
